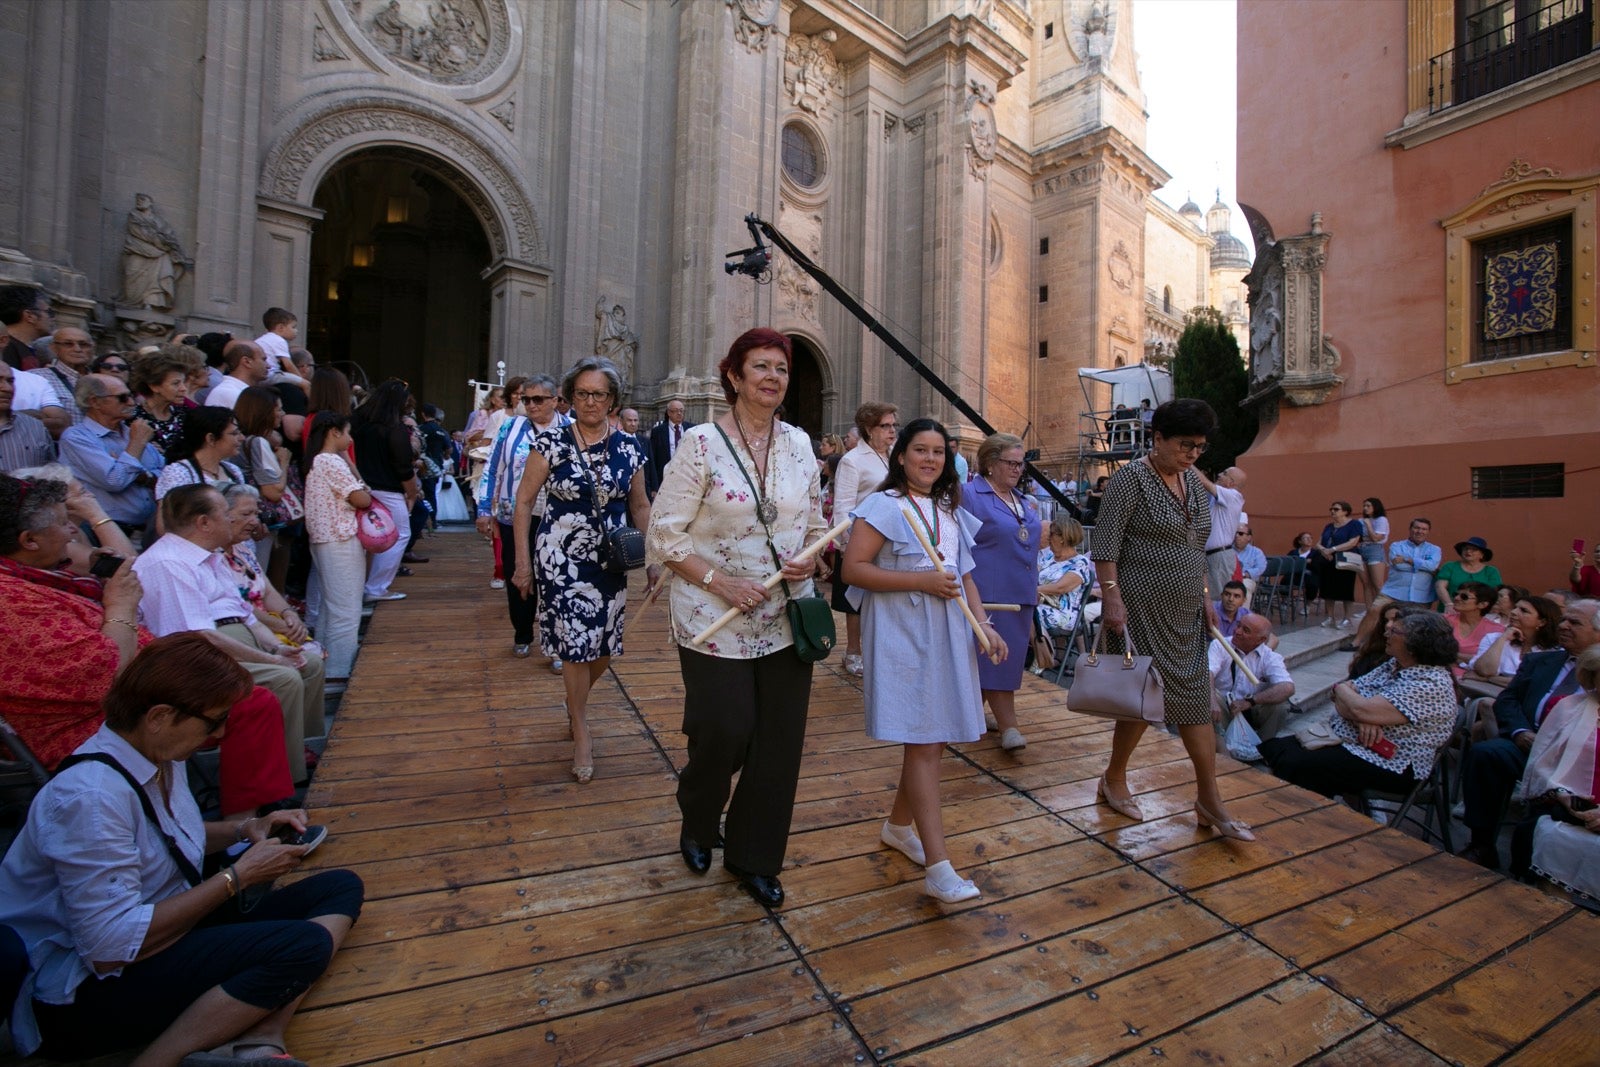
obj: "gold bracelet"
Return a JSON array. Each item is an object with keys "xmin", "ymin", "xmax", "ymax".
[
  {"xmin": 92, "ymin": 517, "xmax": 116, "ymax": 528},
  {"xmin": 104, "ymin": 617, "xmax": 138, "ymax": 631}
]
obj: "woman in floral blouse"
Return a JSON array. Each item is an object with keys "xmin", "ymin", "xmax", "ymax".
[{"xmin": 645, "ymin": 328, "xmax": 826, "ymax": 908}]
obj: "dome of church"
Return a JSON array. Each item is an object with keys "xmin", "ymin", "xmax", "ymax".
[
  {"xmin": 1178, "ymin": 198, "xmax": 1203, "ymax": 223},
  {"xmin": 1210, "ymin": 230, "xmax": 1252, "ymax": 270}
]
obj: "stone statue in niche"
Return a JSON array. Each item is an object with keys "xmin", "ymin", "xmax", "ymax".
[
  {"xmin": 1249, "ymin": 265, "xmax": 1284, "ymax": 382},
  {"xmin": 119, "ymin": 193, "xmax": 190, "ymax": 311},
  {"xmin": 965, "ymin": 81, "xmax": 997, "ymax": 179},
  {"xmin": 594, "ymin": 295, "xmax": 639, "ymax": 397},
  {"xmin": 784, "ymin": 30, "xmax": 842, "ymax": 117}
]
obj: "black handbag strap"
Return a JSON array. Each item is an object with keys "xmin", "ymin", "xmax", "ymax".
[
  {"xmin": 569, "ymin": 424, "xmax": 613, "ymax": 533},
  {"xmin": 712, "ymin": 424, "xmax": 792, "ymax": 603},
  {"xmin": 55, "ymin": 752, "xmax": 203, "ymax": 886}
]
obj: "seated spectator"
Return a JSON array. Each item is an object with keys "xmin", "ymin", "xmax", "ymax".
[
  {"xmin": 1509, "ymin": 646, "xmax": 1600, "ymax": 897},
  {"xmin": 134, "ymin": 484, "xmax": 325, "ymax": 783},
  {"xmin": 1236, "ymin": 525, "xmax": 1266, "ymax": 601},
  {"xmin": 1213, "ymin": 580, "xmax": 1252, "ymax": 639},
  {"xmin": 1348, "ymin": 602, "xmax": 1405, "ymax": 679},
  {"xmin": 1459, "ymin": 599, "xmax": 1600, "ymax": 869},
  {"xmin": 1035, "ymin": 514, "xmax": 1095, "ymax": 637},
  {"xmin": 0, "ymin": 363, "xmax": 55, "ymax": 473},
  {"xmin": 1445, "ymin": 580, "xmax": 1505, "ymax": 678},
  {"xmin": 0, "ymin": 634, "xmax": 361, "ymax": 1065},
  {"xmin": 1209, "ymin": 613, "xmax": 1296, "ymax": 743},
  {"xmin": 1470, "ymin": 594, "xmax": 1562, "ymax": 684},
  {"xmin": 1488, "ymin": 583, "xmax": 1528, "ymax": 627},
  {"xmin": 219, "ymin": 483, "xmax": 319, "ymax": 664},
  {"xmin": 57, "ymin": 373, "xmax": 162, "ymax": 539},
  {"xmin": 0, "ymin": 469, "xmax": 292, "ymax": 817},
  {"xmin": 1288, "ymin": 531, "xmax": 1322, "ymax": 603},
  {"xmin": 1081, "ymin": 476, "xmax": 1108, "ymax": 524},
  {"xmin": 1435, "ymin": 536, "xmax": 1501, "ymax": 610},
  {"xmin": 129, "ymin": 342, "xmax": 199, "ymax": 457},
  {"xmin": 1571, "ymin": 542, "xmax": 1600, "ymax": 597},
  {"xmin": 1260, "ymin": 611, "xmax": 1459, "ymax": 799},
  {"xmin": 153, "ymin": 404, "xmax": 245, "ymax": 504}
]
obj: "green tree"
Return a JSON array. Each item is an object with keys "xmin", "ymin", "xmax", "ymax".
[{"xmin": 1171, "ymin": 307, "xmax": 1257, "ymax": 471}]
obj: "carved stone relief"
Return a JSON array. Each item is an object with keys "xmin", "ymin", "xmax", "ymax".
[
  {"xmin": 1107, "ymin": 240, "xmax": 1134, "ymax": 293},
  {"xmin": 488, "ymin": 99, "xmax": 514, "ymax": 131},
  {"xmin": 785, "ymin": 31, "xmax": 842, "ymax": 118},
  {"xmin": 726, "ymin": 0, "xmax": 779, "ymax": 53},
  {"xmin": 313, "ymin": 20, "xmax": 348, "ymax": 61},
  {"xmin": 904, "ymin": 114, "xmax": 927, "ymax": 136},
  {"xmin": 1244, "ymin": 210, "xmax": 1341, "ymax": 407},
  {"xmin": 775, "ymin": 202, "xmax": 823, "ymax": 322},
  {"xmin": 346, "ymin": 0, "xmax": 508, "ymax": 85},
  {"xmin": 1069, "ymin": 0, "xmax": 1116, "ymax": 64},
  {"xmin": 883, "ymin": 113, "xmax": 899, "ymax": 140},
  {"xmin": 964, "ymin": 81, "xmax": 997, "ymax": 180}
]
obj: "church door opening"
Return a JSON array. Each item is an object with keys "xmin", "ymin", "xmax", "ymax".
[
  {"xmin": 785, "ymin": 335, "xmax": 826, "ymax": 436},
  {"xmin": 307, "ymin": 151, "xmax": 492, "ymax": 423}
]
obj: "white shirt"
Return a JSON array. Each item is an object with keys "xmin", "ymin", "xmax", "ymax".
[
  {"xmin": 0, "ymin": 725, "xmax": 205, "ymax": 1055},
  {"xmin": 1208, "ymin": 638, "xmax": 1293, "ymax": 704},
  {"xmin": 204, "ymin": 375, "xmax": 248, "ymax": 409},
  {"xmin": 254, "ymin": 330, "xmax": 294, "ymax": 374},
  {"xmin": 132, "ymin": 532, "xmax": 254, "ymax": 634},
  {"xmin": 8, "ymin": 366, "xmax": 59, "ymax": 414},
  {"xmin": 1205, "ymin": 484, "xmax": 1246, "ymax": 551},
  {"xmin": 831, "ymin": 441, "xmax": 890, "ymax": 546}
]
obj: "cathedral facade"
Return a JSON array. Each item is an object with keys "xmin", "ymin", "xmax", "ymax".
[{"xmin": 0, "ymin": 0, "xmax": 1236, "ymax": 467}]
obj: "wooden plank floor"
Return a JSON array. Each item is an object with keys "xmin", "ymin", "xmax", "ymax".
[{"xmin": 282, "ymin": 529, "xmax": 1598, "ymax": 1066}]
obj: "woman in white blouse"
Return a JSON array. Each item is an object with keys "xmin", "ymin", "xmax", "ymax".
[
  {"xmin": 828, "ymin": 401, "xmax": 898, "ymax": 676},
  {"xmin": 645, "ymin": 328, "xmax": 826, "ymax": 908}
]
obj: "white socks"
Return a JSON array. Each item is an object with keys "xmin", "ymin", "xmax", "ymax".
[
  {"xmin": 924, "ymin": 860, "xmax": 980, "ymax": 903},
  {"xmin": 880, "ymin": 820, "xmax": 926, "ymax": 865}
]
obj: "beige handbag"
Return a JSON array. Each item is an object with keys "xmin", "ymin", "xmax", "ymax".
[{"xmin": 1067, "ymin": 623, "xmax": 1166, "ymax": 724}]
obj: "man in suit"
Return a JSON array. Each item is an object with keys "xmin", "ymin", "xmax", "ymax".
[
  {"xmin": 620, "ymin": 407, "xmax": 654, "ymax": 497},
  {"xmin": 1459, "ymin": 598, "xmax": 1600, "ymax": 869},
  {"xmin": 647, "ymin": 398, "xmax": 688, "ymax": 496}
]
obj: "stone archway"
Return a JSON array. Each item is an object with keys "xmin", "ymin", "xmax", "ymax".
[
  {"xmin": 254, "ymin": 94, "xmax": 551, "ymax": 393},
  {"xmin": 785, "ymin": 333, "xmax": 832, "ymax": 436}
]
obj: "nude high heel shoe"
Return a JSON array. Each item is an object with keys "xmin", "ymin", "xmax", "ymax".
[
  {"xmin": 1194, "ymin": 799, "xmax": 1255, "ymax": 841},
  {"xmin": 1096, "ymin": 774, "xmax": 1145, "ymax": 821}
]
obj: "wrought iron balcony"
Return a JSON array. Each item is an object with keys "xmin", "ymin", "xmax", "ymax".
[{"xmin": 1428, "ymin": 0, "xmax": 1593, "ymax": 114}]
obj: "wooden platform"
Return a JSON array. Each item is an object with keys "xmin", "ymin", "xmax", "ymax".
[{"xmin": 283, "ymin": 529, "xmax": 1598, "ymax": 1065}]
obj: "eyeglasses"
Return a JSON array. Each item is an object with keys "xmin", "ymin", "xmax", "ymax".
[
  {"xmin": 996, "ymin": 459, "xmax": 1025, "ymax": 469},
  {"xmin": 876, "ymin": 422, "xmax": 898, "ymax": 431},
  {"xmin": 523, "ymin": 394, "xmax": 555, "ymax": 404},
  {"xmin": 101, "ymin": 363, "xmax": 130, "ymax": 373},
  {"xmin": 1171, "ymin": 439, "xmax": 1208, "ymax": 454},
  {"xmin": 571, "ymin": 389, "xmax": 612, "ymax": 404},
  {"xmin": 53, "ymin": 339, "xmax": 93, "ymax": 349},
  {"xmin": 184, "ymin": 707, "xmax": 230, "ymax": 734},
  {"xmin": 1452, "ymin": 592, "xmax": 1479, "ymax": 602}
]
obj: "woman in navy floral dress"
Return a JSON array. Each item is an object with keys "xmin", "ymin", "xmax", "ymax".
[{"xmin": 512, "ymin": 357, "xmax": 653, "ymax": 783}]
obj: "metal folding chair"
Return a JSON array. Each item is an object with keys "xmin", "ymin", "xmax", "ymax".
[{"xmin": 1355, "ymin": 740, "xmax": 1456, "ymax": 851}]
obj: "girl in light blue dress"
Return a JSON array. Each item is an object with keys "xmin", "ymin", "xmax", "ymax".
[{"xmin": 842, "ymin": 418, "xmax": 1007, "ymax": 904}]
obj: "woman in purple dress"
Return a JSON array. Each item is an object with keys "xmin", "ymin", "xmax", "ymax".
[{"xmin": 959, "ymin": 433, "xmax": 1044, "ymax": 751}]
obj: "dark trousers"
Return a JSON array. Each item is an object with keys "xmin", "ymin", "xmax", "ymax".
[
  {"xmin": 1509, "ymin": 799, "xmax": 1565, "ymax": 881},
  {"xmin": 498, "ymin": 519, "xmax": 539, "ymax": 645},
  {"xmin": 35, "ymin": 870, "xmax": 363, "ymax": 1060},
  {"xmin": 677, "ymin": 645, "xmax": 813, "ymax": 876},
  {"xmin": 1259, "ymin": 736, "xmax": 1416, "ymax": 798},
  {"xmin": 1461, "ymin": 736, "xmax": 1530, "ymax": 847}
]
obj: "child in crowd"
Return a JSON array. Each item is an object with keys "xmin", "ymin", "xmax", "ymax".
[
  {"xmin": 304, "ymin": 411, "xmax": 371, "ymax": 689},
  {"xmin": 255, "ymin": 306, "xmax": 305, "ymax": 386},
  {"xmin": 842, "ymin": 417, "xmax": 1007, "ymax": 904}
]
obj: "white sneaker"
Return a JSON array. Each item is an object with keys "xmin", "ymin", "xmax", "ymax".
[
  {"xmin": 844, "ymin": 653, "xmax": 864, "ymax": 677},
  {"xmin": 490, "ymin": 578, "xmax": 505, "ymax": 590},
  {"xmin": 1352, "ymin": 611, "xmax": 1367, "ymax": 622},
  {"xmin": 1320, "ymin": 618, "xmax": 1336, "ymax": 628},
  {"xmin": 880, "ymin": 821, "xmax": 926, "ymax": 865},
  {"xmin": 1337, "ymin": 619, "xmax": 1352, "ymax": 629},
  {"xmin": 924, "ymin": 860, "xmax": 980, "ymax": 903}
]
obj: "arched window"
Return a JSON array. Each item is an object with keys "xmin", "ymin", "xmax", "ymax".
[{"xmin": 1163, "ymin": 286, "xmax": 1173, "ymax": 314}]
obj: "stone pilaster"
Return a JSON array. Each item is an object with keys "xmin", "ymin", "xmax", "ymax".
[{"xmin": 484, "ymin": 259, "xmax": 552, "ymax": 377}]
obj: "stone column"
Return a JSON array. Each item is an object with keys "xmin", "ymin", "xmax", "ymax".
[
  {"xmin": 485, "ymin": 259, "xmax": 552, "ymax": 378},
  {"xmin": 244, "ymin": 198, "xmax": 324, "ymax": 338}
]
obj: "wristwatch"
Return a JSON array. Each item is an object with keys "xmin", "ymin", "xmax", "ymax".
[{"xmin": 701, "ymin": 567, "xmax": 716, "ymax": 587}]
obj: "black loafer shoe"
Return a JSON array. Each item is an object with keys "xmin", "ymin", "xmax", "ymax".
[
  {"xmin": 725, "ymin": 861, "xmax": 783, "ymax": 906},
  {"xmin": 679, "ymin": 833, "xmax": 713, "ymax": 875}
]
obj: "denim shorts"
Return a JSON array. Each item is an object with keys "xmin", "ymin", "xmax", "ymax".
[{"xmin": 1359, "ymin": 543, "xmax": 1386, "ymax": 565}]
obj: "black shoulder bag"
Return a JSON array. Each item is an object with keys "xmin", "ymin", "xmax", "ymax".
[
  {"xmin": 572, "ymin": 426, "xmax": 645, "ymax": 574},
  {"xmin": 713, "ymin": 424, "xmax": 835, "ymax": 662}
]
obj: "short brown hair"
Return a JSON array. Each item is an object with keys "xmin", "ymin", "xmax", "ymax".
[
  {"xmin": 102, "ymin": 633, "xmax": 252, "ymax": 731},
  {"xmin": 854, "ymin": 401, "xmax": 898, "ymax": 439},
  {"xmin": 233, "ymin": 386, "xmax": 281, "ymax": 437},
  {"xmin": 130, "ymin": 343, "xmax": 203, "ymax": 398},
  {"xmin": 975, "ymin": 432, "xmax": 1024, "ymax": 476}
]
